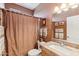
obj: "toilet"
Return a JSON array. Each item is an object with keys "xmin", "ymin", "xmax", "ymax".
[{"xmin": 28, "ymin": 49, "xmax": 41, "ymax": 56}]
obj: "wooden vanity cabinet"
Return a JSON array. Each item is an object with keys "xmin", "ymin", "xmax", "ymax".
[{"xmin": 40, "ymin": 47, "xmax": 58, "ymax": 56}]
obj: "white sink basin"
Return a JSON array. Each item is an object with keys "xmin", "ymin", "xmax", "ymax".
[{"xmin": 49, "ymin": 45, "xmax": 71, "ymax": 55}]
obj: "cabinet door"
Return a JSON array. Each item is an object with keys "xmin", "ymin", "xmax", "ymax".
[
  {"xmin": 41, "ymin": 48, "xmax": 58, "ymax": 56},
  {"xmin": 59, "ymin": 33, "xmax": 64, "ymax": 39}
]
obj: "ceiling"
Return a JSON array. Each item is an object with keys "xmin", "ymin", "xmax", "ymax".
[
  {"xmin": 15, "ymin": 3, "xmax": 79, "ymax": 22},
  {"xmin": 16, "ymin": 3, "xmax": 62, "ymax": 19},
  {"xmin": 17, "ymin": 3, "xmax": 40, "ymax": 10},
  {"xmin": 34, "ymin": 3, "xmax": 60, "ymax": 18}
]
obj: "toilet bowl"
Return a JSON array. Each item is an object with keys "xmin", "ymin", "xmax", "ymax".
[{"xmin": 28, "ymin": 49, "xmax": 41, "ymax": 56}]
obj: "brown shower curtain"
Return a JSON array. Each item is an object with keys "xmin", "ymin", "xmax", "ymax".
[{"xmin": 3, "ymin": 10, "xmax": 38, "ymax": 56}]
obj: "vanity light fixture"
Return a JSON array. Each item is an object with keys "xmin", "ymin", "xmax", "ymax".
[{"xmin": 54, "ymin": 3, "xmax": 79, "ymax": 14}]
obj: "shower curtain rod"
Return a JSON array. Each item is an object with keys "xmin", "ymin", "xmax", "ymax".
[{"xmin": 0, "ymin": 8, "xmax": 40, "ymax": 19}]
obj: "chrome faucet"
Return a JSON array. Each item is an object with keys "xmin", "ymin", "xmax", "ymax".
[
  {"xmin": 60, "ymin": 41, "xmax": 65, "ymax": 46},
  {"xmin": 57, "ymin": 40, "xmax": 65, "ymax": 46}
]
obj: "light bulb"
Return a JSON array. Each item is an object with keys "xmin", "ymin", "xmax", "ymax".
[
  {"xmin": 71, "ymin": 4, "xmax": 78, "ymax": 9},
  {"xmin": 63, "ymin": 8, "xmax": 69, "ymax": 11},
  {"xmin": 61, "ymin": 3, "xmax": 67, "ymax": 9},
  {"xmin": 57, "ymin": 10, "xmax": 62, "ymax": 14},
  {"xmin": 54, "ymin": 6, "xmax": 59, "ymax": 12}
]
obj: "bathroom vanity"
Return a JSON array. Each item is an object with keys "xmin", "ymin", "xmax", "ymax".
[{"xmin": 39, "ymin": 41, "xmax": 79, "ymax": 56}]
